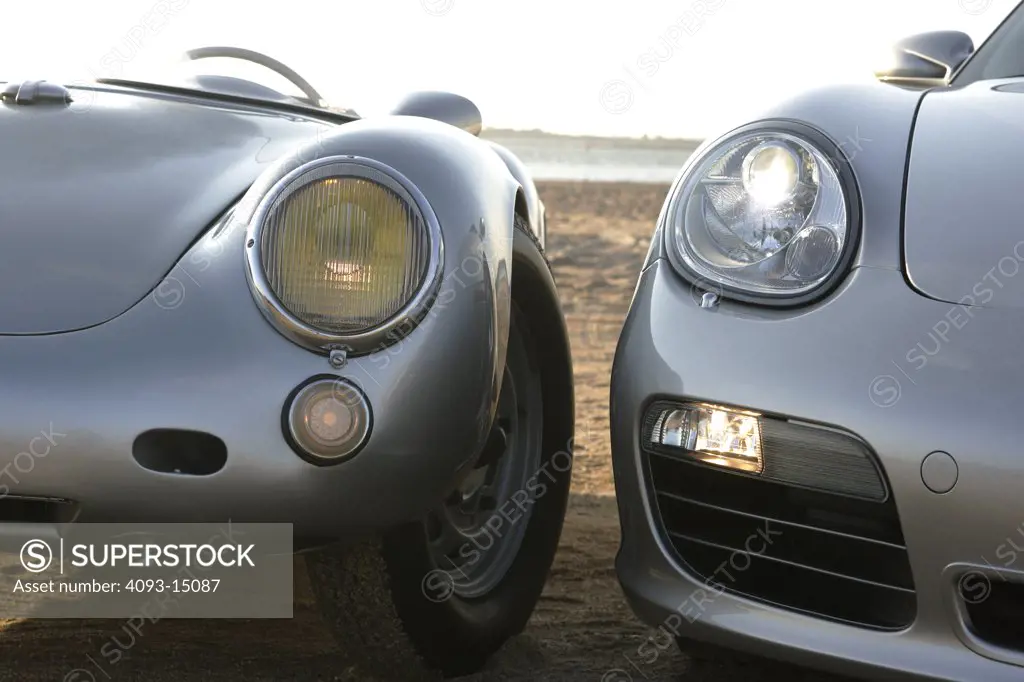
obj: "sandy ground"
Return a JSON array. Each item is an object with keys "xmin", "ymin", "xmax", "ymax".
[{"xmin": 0, "ymin": 182, "xmax": 847, "ymax": 681}]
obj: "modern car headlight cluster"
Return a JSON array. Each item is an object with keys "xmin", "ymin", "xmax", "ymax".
[
  {"xmin": 665, "ymin": 122, "xmax": 859, "ymax": 305},
  {"xmin": 245, "ymin": 157, "xmax": 443, "ymax": 354}
]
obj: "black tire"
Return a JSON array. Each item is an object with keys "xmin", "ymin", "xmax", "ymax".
[{"xmin": 307, "ymin": 229, "xmax": 573, "ymax": 680}]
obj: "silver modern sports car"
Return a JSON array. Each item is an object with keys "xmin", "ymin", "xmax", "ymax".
[
  {"xmin": 1, "ymin": 48, "xmax": 573, "ymax": 679},
  {"xmin": 612, "ymin": 6, "xmax": 1024, "ymax": 681}
]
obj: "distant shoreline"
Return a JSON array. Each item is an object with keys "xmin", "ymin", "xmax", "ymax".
[
  {"xmin": 479, "ymin": 128, "xmax": 700, "ymax": 183},
  {"xmin": 481, "ymin": 128, "xmax": 703, "ymax": 150}
]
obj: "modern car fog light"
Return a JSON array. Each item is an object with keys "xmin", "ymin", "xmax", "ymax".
[
  {"xmin": 648, "ymin": 403, "xmax": 763, "ymax": 474},
  {"xmin": 286, "ymin": 378, "xmax": 371, "ymax": 463}
]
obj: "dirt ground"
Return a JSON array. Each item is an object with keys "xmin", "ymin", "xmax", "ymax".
[{"xmin": 0, "ymin": 182, "xmax": 846, "ymax": 681}]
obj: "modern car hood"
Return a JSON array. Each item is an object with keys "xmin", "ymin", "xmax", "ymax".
[
  {"xmin": 905, "ymin": 79, "xmax": 1024, "ymax": 310},
  {"xmin": 0, "ymin": 84, "xmax": 328, "ymax": 333}
]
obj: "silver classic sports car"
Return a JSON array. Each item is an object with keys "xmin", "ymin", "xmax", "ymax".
[
  {"xmin": 612, "ymin": 6, "xmax": 1024, "ymax": 681},
  {"xmin": 1, "ymin": 48, "xmax": 573, "ymax": 679}
]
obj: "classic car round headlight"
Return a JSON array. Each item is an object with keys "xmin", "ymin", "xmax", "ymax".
[
  {"xmin": 665, "ymin": 123, "xmax": 859, "ymax": 304},
  {"xmin": 246, "ymin": 157, "xmax": 442, "ymax": 354}
]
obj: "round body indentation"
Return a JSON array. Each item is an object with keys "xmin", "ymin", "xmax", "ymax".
[{"xmin": 921, "ymin": 451, "xmax": 958, "ymax": 494}]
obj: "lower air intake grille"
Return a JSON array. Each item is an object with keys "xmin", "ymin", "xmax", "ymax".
[
  {"xmin": 964, "ymin": 579, "xmax": 1024, "ymax": 653},
  {"xmin": 644, "ymin": 411, "xmax": 916, "ymax": 630}
]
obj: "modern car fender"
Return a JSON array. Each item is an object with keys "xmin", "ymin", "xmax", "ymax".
[{"xmin": 645, "ymin": 83, "xmax": 926, "ymax": 275}]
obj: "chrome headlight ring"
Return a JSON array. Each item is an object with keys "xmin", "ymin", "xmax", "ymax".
[
  {"xmin": 663, "ymin": 120, "xmax": 862, "ymax": 307},
  {"xmin": 244, "ymin": 155, "xmax": 444, "ymax": 355}
]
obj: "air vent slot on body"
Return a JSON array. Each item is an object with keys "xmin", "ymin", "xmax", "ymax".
[
  {"xmin": 0, "ymin": 495, "xmax": 78, "ymax": 523},
  {"xmin": 133, "ymin": 429, "xmax": 227, "ymax": 476},
  {"xmin": 643, "ymin": 410, "xmax": 916, "ymax": 630}
]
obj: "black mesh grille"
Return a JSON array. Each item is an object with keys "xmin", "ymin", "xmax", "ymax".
[
  {"xmin": 964, "ymin": 579, "xmax": 1024, "ymax": 653},
  {"xmin": 759, "ymin": 418, "xmax": 887, "ymax": 500},
  {"xmin": 643, "ymin": 407, "xmax": 917, "ymax": 630}
]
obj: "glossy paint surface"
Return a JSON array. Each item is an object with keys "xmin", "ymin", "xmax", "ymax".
[
  {"xmin": 905, "ymin": 77, "xmax": 1024, "ymax": 309},
  {"xmin": 0, "ymin": 84, "xmax": 531, "ymax": 540},
  {"xmin": 0, "ymin": 85, "xmax": 327, "ymax": 333},
  {"xmin": 613, "ymin": 79, "xmax": 1024, "ymax": 679}
]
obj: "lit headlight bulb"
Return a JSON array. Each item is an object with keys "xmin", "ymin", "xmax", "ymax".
[{"xmin": 741, "ymin": 141, "xmax": 800, "ymax": 206}]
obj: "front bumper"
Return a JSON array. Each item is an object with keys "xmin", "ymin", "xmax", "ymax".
[{"xmin": 612, "ymin": 260, "xmax": 1024, "ymax": 681}]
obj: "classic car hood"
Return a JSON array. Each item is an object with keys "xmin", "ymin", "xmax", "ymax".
[
  {"xmin": 0, "ymin": 84, "xmax": 328, "ymax": 333},
  {"xmin": 904, "ymin": 79, "xmax": 1024, "ymax": 310}
]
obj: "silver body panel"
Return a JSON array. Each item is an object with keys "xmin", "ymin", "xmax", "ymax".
[
  {"xmin": 905, "ymin": 79, "xmax": 1024, "ymax": 309},
  {"xmin": 0, "ymin": 87, "xmax": 327, "ymax": 333},
  {"xmin": 0, "ymin": 84, "xmax": 535, "ymax": 541},
  {"xmin": 613, "ymin": 79, "xmax": 1024, "ymax": 679}
]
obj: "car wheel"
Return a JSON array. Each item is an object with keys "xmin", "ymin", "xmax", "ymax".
[{"xmin": 307, "ymin": 290, "xmax": 572, "ymax": 679}]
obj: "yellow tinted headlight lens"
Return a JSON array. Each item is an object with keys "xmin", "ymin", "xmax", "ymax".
[{"xmin": 260, "ymin": 175, "xmax": 430, "ymax": 334}]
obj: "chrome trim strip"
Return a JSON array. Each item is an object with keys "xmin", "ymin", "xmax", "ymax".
[{"xmin": 244, "ymin": 156, "xmax": 444, "ymax": 355}]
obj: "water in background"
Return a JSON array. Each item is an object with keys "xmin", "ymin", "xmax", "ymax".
[{"xmin": 481, "ymin": 130, "xmax": 701, "ymax": 184}]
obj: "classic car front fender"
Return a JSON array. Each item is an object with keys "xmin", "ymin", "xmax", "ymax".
[
  {"xmin": 229, "ymin": 114, "xmax": 522, "ymax": 454},
  {"xmin": 0, "ymin": 115, "xmax": 528, "ymax": 537},
  {"xmin": 487, "ymin": 141, "xmax": 546, "ymax": 249}
]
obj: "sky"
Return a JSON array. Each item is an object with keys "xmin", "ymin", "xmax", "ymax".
[{"xmin": 0, "ymin": 0, "xmax": 1018, "ymax": 138}]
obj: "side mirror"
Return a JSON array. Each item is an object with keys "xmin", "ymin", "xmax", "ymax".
[
  {"xmin": 390, "ymin": 91, "xmax": 482, "ymax": 136},
  {"xmin": 874, "ymin": 30, "xmax": 974, "ymax": 89}
]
